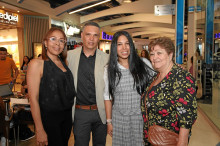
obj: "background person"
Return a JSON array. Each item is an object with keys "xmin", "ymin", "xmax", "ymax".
[
  {"xmin": 20, "ymin": 56, "xmax": 30, "ymax": 82},
  {"xmin": 104, "ymin": 31, "xmax": 154, "ymax": 145},
  {"xmin": 140, "ymin": 49, "xmax": 150, "ymax": 60},
  {"xmin": 189, "ymin": 56, "xmax": 193, "ymax": 76},
  {"xmin": 20, "ymin": 56, "xmax": 30, "ymax": 73},
  {"xmin": 67, "ymin": 21, "xmax": 109, "ymax": 146},
  {"xmin": 27, "ymin": 27, "xmax": 76, "ymax": 146},
  {"xmin": 141, "ymin": 37, "xmax": 197, "ymax": 146},
  {"xmin": 0, "ymin": 47, "xmax": 18, "ymax": 86}
]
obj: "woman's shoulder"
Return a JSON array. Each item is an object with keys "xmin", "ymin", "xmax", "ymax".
[
  {"xmin": 174, "ymin": 64, "xmax": 189, "ymax": 74},
  {"xmin": 28, "ymin": 58, "xmax": 44, "ymax": 68},
  {"xmin": 173, "ymin": 64, "xmax": 195, "ymax": 81}
]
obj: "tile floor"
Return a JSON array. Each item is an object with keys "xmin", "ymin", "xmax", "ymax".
[
  {"xmin": 198, "ymin": 79, "xmax": 220, "ymax": 130},
  {"xmin": 3, "ymin": 76, "xmax": 220, "ymax": 146},
  {"xmin": 188, "ymin": 108, "xmax": 220, "ymax": 146},
  {"xmin": 6, "ymin": 108, "xmax": 220, "ymax": 146}
]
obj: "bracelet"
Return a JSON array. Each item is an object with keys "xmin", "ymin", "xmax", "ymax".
[
  {"xmin": 107, "ymin": 119, "xmax": 112, "ymax": 122},
  {"xmin": 107, "ymin": 119, "xmax": 112, "ymax": 125}
]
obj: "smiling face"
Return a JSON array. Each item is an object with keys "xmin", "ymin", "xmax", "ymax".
[
  {"xmin": 81, "ymin": 25, "xmax": 100, "ymax": 51},
  {"xmin": 117, "ymin": 35, "xmax": 130, "ymax": 62},
  {"xmin": 44, "ymin": 30, "xmax": 66, "ymax": 57},
  {"xmin": 149, "ymin": 45, "xmax": 173, "ymax": 72}
]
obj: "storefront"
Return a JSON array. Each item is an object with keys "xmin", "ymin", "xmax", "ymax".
[
  {"xmin": 0, "ymin": 9, "xmax": 22, "ymax": 68},
  {"xmin": 0, "ymin": 5, "xmax": 49, "ymax": 68},
  {"xmin": 195, "ymin": 0, "xmax": 220, "ymax": 131},
  {"xmin": 99, "ymin": 31, "xmax": 114, "ymax": 54}
]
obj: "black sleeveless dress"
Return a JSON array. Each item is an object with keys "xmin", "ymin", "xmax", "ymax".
[{"xmin": 39, "ymin": 58, "xmax": 76, "ymax": 112}]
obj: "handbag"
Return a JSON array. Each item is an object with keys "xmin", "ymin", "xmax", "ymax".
[
  {"xmin": 148, "ymin": 124, "xmax": 179, "ymax": 146},
  {"xmin": 144, "ymin": 74, "xmax": 179, "ymax": 146}
]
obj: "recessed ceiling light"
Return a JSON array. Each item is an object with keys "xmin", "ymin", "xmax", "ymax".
[
  {"xmin": 2, "ymin": 6, "xmax": 5, "ymax": 8},
  {"xmin": 17, "ymin": 11, "xmax": 20, "ymax": 13},
  {"xmin": 123, "ymin": 0, "xmax": 132, "ymax": 3}
]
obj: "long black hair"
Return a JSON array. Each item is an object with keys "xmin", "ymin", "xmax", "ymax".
[
  {"xmin": 108, "ymin": 31, "xmax": 155, "ymax": 103},
  {"xmin": 20, "ymin": 56, "xmax": 30, "ymax": 70}
]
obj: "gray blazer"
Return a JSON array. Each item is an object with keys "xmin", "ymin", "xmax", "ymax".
[{"xmin": 67, "ymin": 47, "xmax": 109, "ymax": 124}]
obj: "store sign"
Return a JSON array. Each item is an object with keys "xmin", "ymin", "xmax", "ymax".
[
  {"xmin": 214, "ymin": 33, "xmax": 220, "ymax": 39},
  {"xmin": 0, "ymin": 11, "xmax": 18, "ymax": 25},
  {"xmin": 154, "ymin": 4, "xmax": 175, "ymax": 16},
  {"xmin": 102, "ymin": 31, "xmax": 113, "ymax": 41},
  {"xmin": 188, "ymin": 6, "xmax": 195, "ymax": 13},
  {"xmin": 196, "ymin": 6, "xmax": 202, "ymax": 12}
]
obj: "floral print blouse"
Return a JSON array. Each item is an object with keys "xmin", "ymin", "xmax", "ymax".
[{"xmin": 141, "ymin": 64, "xmax": 197, "ymax": 145}]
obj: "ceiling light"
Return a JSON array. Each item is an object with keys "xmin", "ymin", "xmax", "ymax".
[
  {"xmin": 69, "ymin": 0, "xmax": 111, "ymax": 14},
  {"xmin": 2, "ymin": 6, "xmax": 5, "ymax": 8},
  {"xmin": 123, "ymin": 0, "xmax": 132, "ymax": 3},
  {"xmin": 17, "ymin": 11, "xmax": 20, "ymax": 13}
]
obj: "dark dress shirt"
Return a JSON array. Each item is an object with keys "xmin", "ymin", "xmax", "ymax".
[{"xmin": 76, "ymin": 50, "xmax": 96, "ymax": 105}]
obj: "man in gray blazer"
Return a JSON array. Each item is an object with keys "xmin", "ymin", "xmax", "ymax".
[{"xmin": 67, "ymin": 21, "xmax": 109, "ymax": 146}]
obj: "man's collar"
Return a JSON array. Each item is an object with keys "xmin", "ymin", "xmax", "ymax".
[{"xmin": 81, "ymin": 48, "xmax": 97, "ymax": 57}]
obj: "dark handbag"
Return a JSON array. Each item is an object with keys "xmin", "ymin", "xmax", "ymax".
[{"xmin": 144, "ymin": 74, "xmax": 179, "ymax": 146}]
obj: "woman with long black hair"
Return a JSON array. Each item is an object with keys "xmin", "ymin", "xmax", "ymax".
[
  {"xmin": 104, "ymin": 31, "xmax": 155, "ymax": 145},
  {"xmin": 20, "ymin": 56, "xmax": 30, "ymax": 72}
]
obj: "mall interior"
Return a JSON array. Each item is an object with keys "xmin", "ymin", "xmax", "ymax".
[{"xmin": 0, "ymin": 0, "xmax": 220, "ymax": 145}]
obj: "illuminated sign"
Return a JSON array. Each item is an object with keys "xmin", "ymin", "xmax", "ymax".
[
  {"xmin": 0, "ymin": 11, "xmax": 18, "ymax": 25},
  {"xmin": 215, "ymin": 33, "xmax": 220, "ymax": 39},
  {"xmin": 102, "ymin": 31, "xmax": 113, "ymax": 40},
  {"xmin": 188, "ymin": 6, "xmax": 194, "ymax": 12}
]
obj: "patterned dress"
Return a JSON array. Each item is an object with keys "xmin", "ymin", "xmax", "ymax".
[
  {"xmin": 104, "ymin": 62, "xmax": 152, "ymax": 146},
  {"xmin": 141, "ymin": 64, "xmax": 197, "ymax": 145}
]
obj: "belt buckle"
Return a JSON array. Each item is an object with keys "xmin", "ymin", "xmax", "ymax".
[
  {"xmin": 90, "ymin": 105, "xmax": 96, "ymax": 110},
  {"xmin": 90, "ymin": 105, "xmax": 94, "ymax": 110}
]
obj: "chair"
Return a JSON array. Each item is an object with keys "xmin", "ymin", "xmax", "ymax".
[
  {"xmin": 0, "ymin": 97, "xmax": 17, "ymax": 146},
  {"xmin": 14, "ymin": 106, "xmax": 35, "ymax": 144}
]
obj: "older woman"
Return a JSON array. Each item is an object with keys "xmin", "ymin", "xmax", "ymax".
[{"xmin": 141, "ymin": 37, "xmax": 197, "ymax": 146}]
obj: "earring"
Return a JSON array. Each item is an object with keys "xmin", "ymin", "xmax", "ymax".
[{"xmin": 45, "ymin": 47, "xmax": 47, "ymax": 50}]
